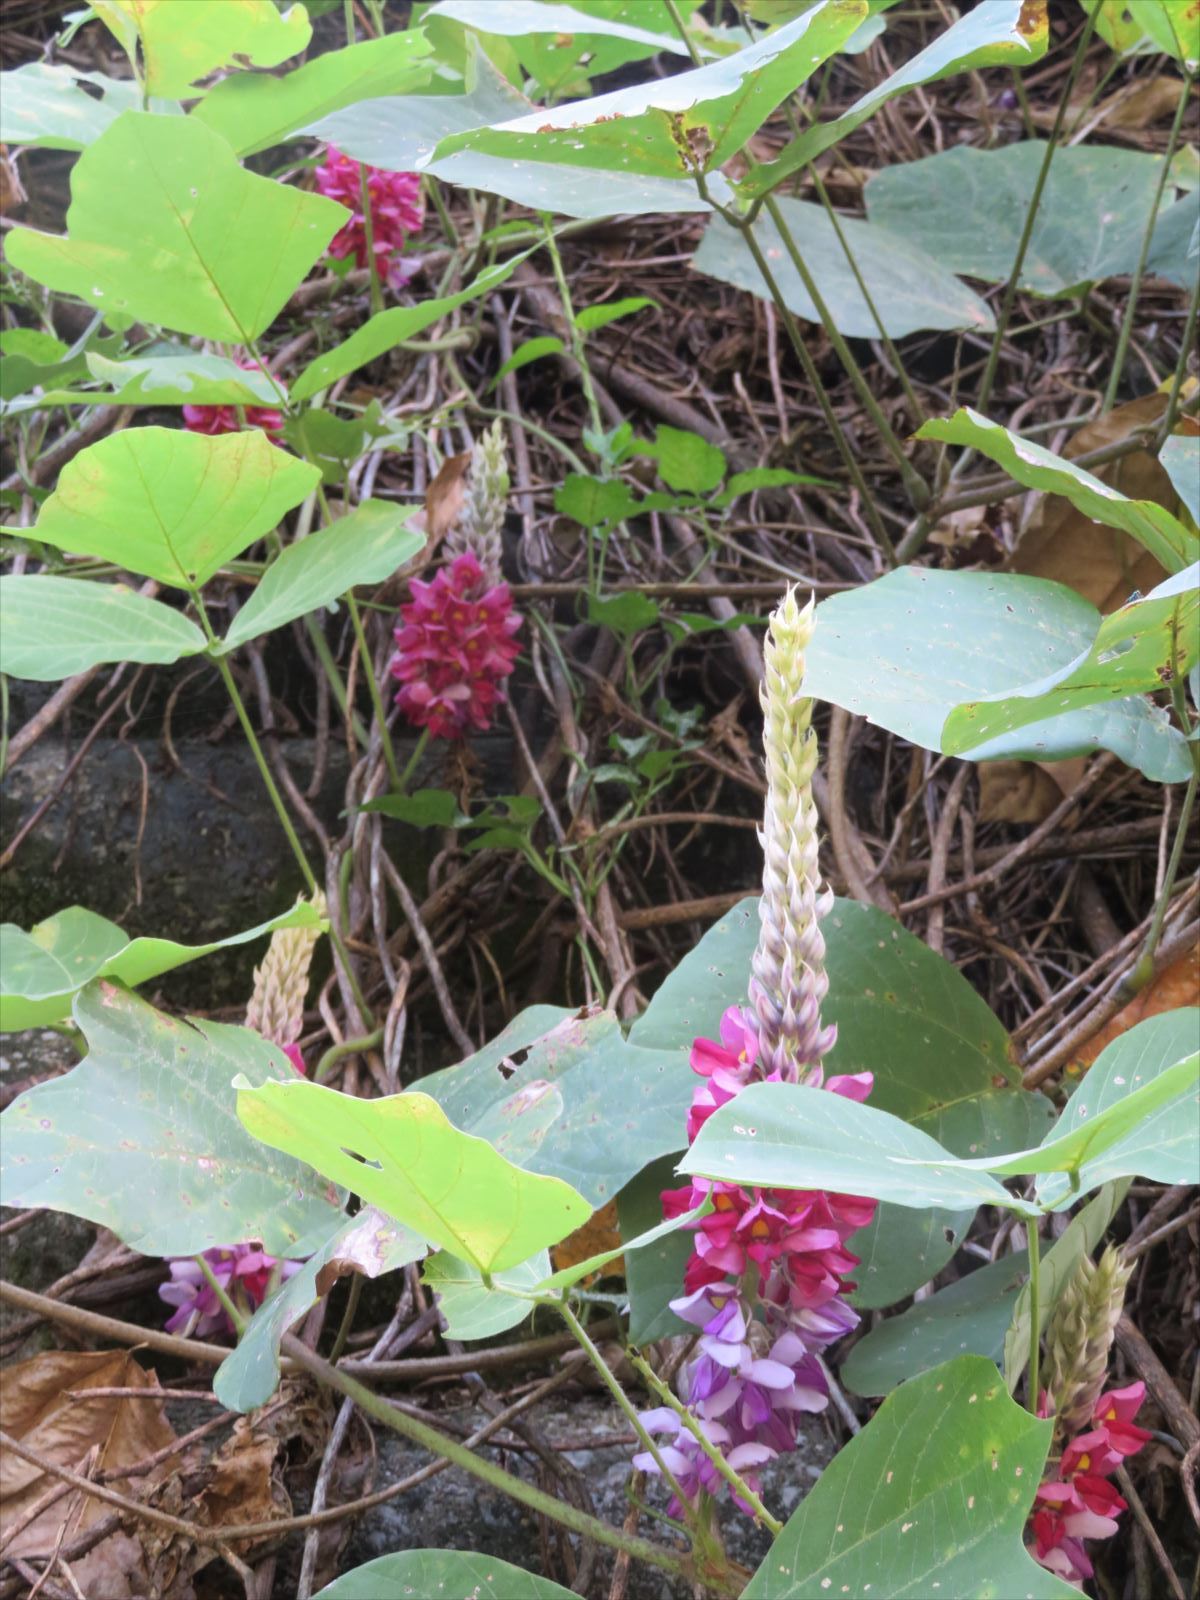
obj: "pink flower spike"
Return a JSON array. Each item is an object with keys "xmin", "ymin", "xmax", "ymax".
[
  {"xmin": 825, "ymin": 1071, "xmax": 874, "ymax": 1102},
  {"xmin": 1093, "ymin": 1381, "xmax": 1146, "ymax": 1427},
  {"xmin": 182, "ymin": 358, "xmax": 284, "ymax": 440},
  {"xmin": 314, "ymin": 146, "xmax": 424, "ymax": 281}
]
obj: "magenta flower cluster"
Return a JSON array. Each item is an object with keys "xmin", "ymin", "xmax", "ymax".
[
  {"xmin": 160, "ymin": 1245, "xmax": 303, "ymax": 1339},
  {"xmin": 314, "ymin": 147, "xmax": 423, "ymax": 288},
  {"xmin": 390, "ymin": 551, "xmax": 522, "ymax": 739},
  {"xmin": 182, "ymin": 358, "xmax": 284, "ymax": 440},
  {"xmin": 634, "ymin": 1007, "xmax": 876, "ymax": 1516},
  {"xmin": 1029, "ymin": 1382, "xmax": 1150, "ymax": 1587}
]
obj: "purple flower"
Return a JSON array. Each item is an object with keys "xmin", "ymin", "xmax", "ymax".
[{"xmin": 159, "ymin": 1244, "xmax": 302, "ymax": 1338}]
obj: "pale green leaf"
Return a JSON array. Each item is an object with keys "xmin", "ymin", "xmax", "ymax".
[
  {"xmin": 742, "ymin": 1357, "xmax": 1074, "ymax": 1599},
  {"xmin": 28, "ymin": 427, "xmax": 318, "ymax": 589},
  {"xmin": 576, "ymin": 296, "xmax": 657, "ymax": 333},
  {"xmin": 801, "ymin": 566, "xmax": 1192, "ymax": 782},
  {"xmin": 491, "ymin": 335, "xmax": 565, "ymax": 387},
  {"xmin": 94, "ymin": 0, "xmax": 311, "ymax": 98},
  {"xmin": 1161, "ymin": 434, "xmax": 1200, "ymax": 526},
  {"xmin": 0, "ymin": 901, "xmax": 325, "ymax": 1033},
  {"xmin": 193, "ymin": 32, "xmax": 433, "ymax": 156},
  {"xmin": 235, "ymin": 1078, "xmax": 592, "ymax": 1273},
  {"xmin": 0, "ymin": 63, "xmax": 170, "ymax": 151},
  {"xmin": 0, "ymin": 982, "xmax": 344, "ymax": 1255},
  {"xmin": 694, "ymin": 198, "xmax": 994, "ymax": 338},
  {"xmin": 649, "ymin": 425, "xmax": 726, "ymax": 494},
  {"xmin": 82, "ymin": 351, "xmax": 282, "ymax": 406},
  {"xmin": 314, "ymin": 1552, "xmax": 576, "ymax": 1600},
  {"xmin": 917, "ymin": 408, "xmax": 1197, "ymax": 573},
  {"xmin": 943, "ymin": 565, "xmax": 1200, "ymax": 756},
  {"xmin": 0, "ymin": 576, "xmax": 205, "ymax": 681},
  {"xmin": 742, "ymin": 0, "xmax": 1049, "ymax": 198},
  {"xmin": 220, "ymin": 501, "xmax": 424, "ymax": 651},
  {"xmin": 6, "ymin": 112, "xmax": 346, "ymax": 342},
  {"xmin": 422, "ymin": 1249, "xmax": 548, "ymax": 1339}
]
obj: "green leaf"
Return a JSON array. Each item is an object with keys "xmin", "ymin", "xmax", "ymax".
[
  {"xmin": 694, "ymin": 199, "xmax": 995, "ymax": 339},
  {"xmin": 587, "ymin": 591, "xmax": 661, "ymax": 635},
  {"xmin": 290, "ymin": 256, "xmax": 530, "ymax": 401},
  {"xmin": 554, "ymin": 474, "xmax": 636, "ymax": 527},
  {"xmin": 646, "ymin": 425, "xmax": 727, "ymax": 494},
  {"xmin": 193, "ymin": 32, "xmax": 433, "ymax": 156},
  {"xmin": 1003, "ymin": 1180, "xmax": 1130, "ymax": 1392},
  {"xmin": 0, "ymin": 576, "xmax": 205, "ymax": 682},
  {"xmin": 742, "ymin": 1356, "xmax": 1074, "ymax": 1599},
  {"xmin": 618, "ymin": 1154, "xmax": 692, "ymax": 1342},
  {"xmin": 6, "ymin": 113, "xmax": 346, "ymax": 342},
  {"xmin": 576, "ymin": 296, "xmax": 658, "ymax": 333},
  {"xmin": 80, "ymin": 351, "xmax": 282, "ymax": 407},
  {"xmin": 0, "ymin": 63, "xmax": 168, "ymax": 151},
  {"xmin": 314, "ymin": 1551, "xmax": 576, "ymax": 1600},
  {"xmin": 712, "ymin": 466, "xmax": 831, "ymax": 506},
  {"xmin": 943, "ymin": 566, "xmax": 1200, "ymax": 757},
  {"xmin": 0, "ymin": 983, "xmax": 344, "ymax": 1254},
  {"xmin": 491, "ymin": 335, "xmax": 565, "ymax": 387},
  {"xmin": 537, "ymin": 1198, "xmax": 707, "ymax": 1294},
  {"xmin": 28, "ymin": 427, "xmax": 318, "ymax": 590},
  {"xmin": 0, "ymin": 901, "xmax": 325, "ymax": 1033},
  {"xmin": 428, "ymin": 149, "xmax": 732, "ymax": 219},
  {"xmin": 360, "ymin": 788, "xmax": 466, "ymax": 828},
  {"xmin": 422, "ymin": 1249, "xmax": 548, "ymax": 1339},
  {"xmin": 1161, "ymin": 434, "xmax": 1200, "ymax": 526},
  {"xmin": 220, "ymin": 502, "xmax": 424, "ymax": 651},
  {"xmin": 842, "ymin": 1256, "xmax": 1028, "ymax": 1399},
  {"xmin": 801, "ymin": 565, "xmax": 1192, "ymax": 782},
  {"xmin": 282, "ymin": 404, "xmax": 394, "ymax": 482},
  {"xmin": 417, "ymin": 1007, "xmax": 692, "ymax": 1206},
  {"xmin": 682, "ymin": 1078, "xmax": 1026, "ymax": 1214},
  {"xmin": 629, "ymin": 897, "xmax": 1049, "ymax": 1305},
  {"xmin": 430, "ymin": 3, "xmax": 867, "ymax": 180},
  {"xmin": 94, "ymin": 0, "xmax": 310, "ymax": 98},
  {"xmin": 917, "ymin": 408, "xmax": 1197, "ymax": 573},
  {"xmin": 741, "ymin": 0, "xmax": 1049, "ymax": 199},
  {"xmin": 216, "ymin": 1207, "xmax": 423, "ymax": 1411},
  {"xmin": 867, "ymin": 141, "xmax": 1195, "ymax": 296},
  {"xmin": 234, "ymin": 1078, "xmax": 592, "ymax": 1274},
  {"xmin": 1033, "ymin": 1009, "xmax": 1200, "ymax": 1208}
]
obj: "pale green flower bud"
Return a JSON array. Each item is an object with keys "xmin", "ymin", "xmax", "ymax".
[
  {"xmin": 245, "ymin": 890, "xmax": 326, "ymax": 1048},
  {"xmin": 1044, "ymin": 1244, "xmax": 1134, "ymax": 1439},
  {"xmin": 446, "ymin": 420, "xmax": 509, "ymax": 586},
  {"xmin": 748, "ymin": 589, "xmax": 835, "ymax": 1082}
]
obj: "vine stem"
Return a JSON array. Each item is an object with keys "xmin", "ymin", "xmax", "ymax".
[
  {"xmin": 974, "ymin": 7, "xmax": 1099, "ymax": 419},
  {"xmin": 1124, "ymin": 692, "xmax": 1199, "ymax": 996},
  {"xmin": 347, "ymin": 592, "xmax": 401, "ymax": 789},
  {"xmin": 343, "ymin": 0, "xmax": 384, "ymax": 317},
  {"xmin": 540, "ymin": 214, "xmax": 605, "ymax": 440},
  {"xmin": 1157, "ymin": 271, "xmax": 1200, "ymax": 448},
  {"xmin": 194, "ymin": 1254, "xmax": 246, "ymax": 1336},
  {"xmin": 278, "ymin": 1331, "xmax": 699, "ymax": 1584},
  {"xmin": 1027, "ymin": 1218, "xmax": 1042, "ymax": 1414}
]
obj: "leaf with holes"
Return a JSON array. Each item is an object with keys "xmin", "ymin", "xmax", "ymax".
[
  {"xmin": 0, "ymin": 983, "xmax": 344, "ymax": 1255},
  {"xmin": 0, "ymin": 901, "xmax": 324, "ymax": 1033},
  {"xmin": 220, "ymin": 501, "xmax": 424, "ymax": 651},
  {"xmin": 94, "ymin": 0, "xmax": 310, "ymax": 97},
  {"xmin": 0, "ymin": 63, "xmax": 166, "ymax": 150},
  {"xmin": 6, "ymin": 113, "xmax": 346, "ymax": 341},
  {"xmin": 0, "ymin": 577, "xmax": 205, "ymax": 682},
  {"xmin": 917, "ymin": 409, "xmax": 1197, "ymax": 573},
  {"xmin": 943, "ymin": 565, "xmax": 1200, "ymax": 757},
  {"xmin": 235, "ymin": 1077, "xmax": 591, "ymax": 1273},
  {"xmin": 800, "ymin": 566, "xmax": 1191, "ymax": 782},
  {"xmin": 742, "ymin": 1357, "xmax": 1074, "ymax": 1599},
  {"xmin": 27, "ymin": 427, "xmax": 318, "ymax": 590}
]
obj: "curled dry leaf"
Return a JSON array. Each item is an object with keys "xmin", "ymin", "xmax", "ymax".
[{"xmin": 1068, "ymin": 939, "xmax": 1200, "ymax": 1080}]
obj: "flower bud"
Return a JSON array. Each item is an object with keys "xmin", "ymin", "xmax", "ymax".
[
  {"xmin": 1043, "ymin": 1244, "xmax": 1135, "ymax": 1440},
  {"xmin": 245, "ymin": 891, "xmax": 326, "ymax": 1049},
  {"xmin": 446, "ymin": 420, "xmax": 509, "ymax": 587}
]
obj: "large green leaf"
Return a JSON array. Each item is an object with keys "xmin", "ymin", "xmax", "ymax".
[
  {"xmin": 429, "ymin": 2, "xmax": 867, "ymax": 180},
  {"xmin": 422, "ymin": 1249, "xmax": 548, "ymax": 1339},
  {"xmin": 842, "ymin": 1256, "xmax": 1027, "ymax": 1399},
  {"xmin": 0, "ymin": 901, "xmax": 325, "ymax": 1033},
  {"xmin": 944, "ymin": 565, "xmax": 1200, "ymax": 757},
  {"xmin": 740, "ymin": 0, "xmax": 1049, "ymax": 198},
  {"xmin": 215, "ymin": 1208, "xmax": 424, "ymax": 1412},
  {"xmin": 235, "ymin": 1078, "xmax": 591, "ymax": 1274},
  {"xmin": 290, "ymin": 255, "xmax": 530, "ymax": 401},
  {"xmin": 742, "ymin": 1356, "xmax": 1074, "ymax": 1599},
  {"xmin": 315, "ymin": 1552, "xmax": 576, "ymax": 1600},
  {"xmin": 428, "ymin": 150, "xmax": 730, "ymax": 218},
  {"xmin": 27, "ymin": 427, "xmax": 318, "ymax": 590},
  {"xmin": 694, "ymin": 198, "xmax": 994, "ymax": 338},
  {"xmin": 194, "ymin": 32, "xmax": 433, "ymax": 155},
  {"xmin": 629, "ymin": 898, "xmax": 1051, "ymax": 1305},
  {"xmin": 917, "ymin": 408, "xmax": 1197, "ymax": 573},
  {"xmin": 682, "ymin": 1081, "xmax": 1023, "ymax": 1215},
  {"xmin": 867, "ymin": 142, "xmax": 1196, "ymax": 296},
  {"xmin": 0, "ymin": 576, "xmax": 205, "ymax": 682},
  {"xmin": 81, "ymin": 351, "xmax": 283, "ymax": 407},
  {"xmin": 0, "ymin": 983, "xmax": 344, "ymax": 1255},
  {"xmin": 6, "ymin": 113, "xmax": 346, "ymax": 342},
  {"xmin": 219, "ymin": 501, "xmax": 424, "ymax": 651},
  {"xmin": 1033, "ymin": 1009, "xmax": 1200, "ymax": 1208},
  {"xmin": 1003, "ymin": 1180, "xmax": 1130, "ymax": 1392},
  {"xmin": 94, "ymin": 0, "xmax": 311, "ymax": 98},
  {"xmin": 0, "ymin": 63, "xmax": 167, "ymax": 151},
  {"xmin": 416, "ymin": 1006, "xmax": 692, "ymax": 1207},
  {"xmin": 800, "ymin": 566, "xmax": 1192, "ymax": 782}
]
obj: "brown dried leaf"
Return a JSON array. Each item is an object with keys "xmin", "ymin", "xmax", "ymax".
[
  {"xmin": 0, "ymin": 1349, "xmax": 175, "ymax": 1557},
  {"xmin": 550, "ymin": 1198, "xmax": 623, "ymax": 1281},
  {"xmin": 978, "ymin": 756, "xmax": 1087, "ymax": 824},
  {"xmin": 1068, "ymin": 941, "xmax": 1200, "ymax": 1080},
  {"xmin": 1093, "ymin": 75, "xmax": 1187, "ymax": 132},
  {"xmin": 424, "ymin": 449, "xmax": 472, "ymax": 548},
  {"xmin": 314, "ymin": 1205, "xmax": 419, "ymax": 1298}
]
